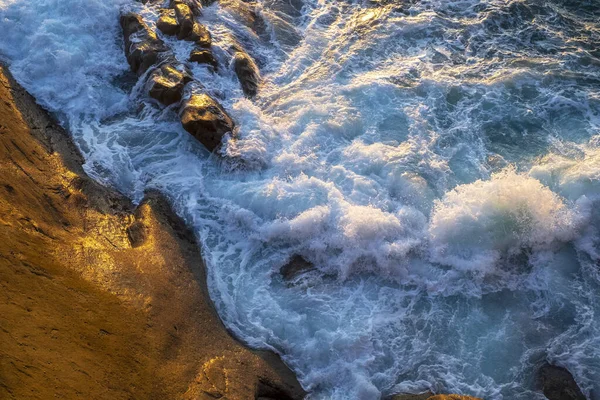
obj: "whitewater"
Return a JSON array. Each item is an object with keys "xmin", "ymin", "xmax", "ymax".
[{"xmin": 1, "ymin": 0, "xmax": 600, "ymax": 398}]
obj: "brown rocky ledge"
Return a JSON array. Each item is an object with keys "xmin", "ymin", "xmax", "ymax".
[{"xmin": 0, "ymin": 63, "xmax": 304, "ymax": 399}]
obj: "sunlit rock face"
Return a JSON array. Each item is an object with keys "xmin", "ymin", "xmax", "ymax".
[{"xmin": 1, "ymin": 0, "xmax": 600, "ymax": 398}]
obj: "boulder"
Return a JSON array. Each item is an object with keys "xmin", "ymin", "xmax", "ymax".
[
  {"xmin": 147, "ymin": 63, "xmax": 193, "ymax": 106},
  {"xmin": 174, "ymin": 3, "xmax": 195, "ymax": 39},
  {"xmin": 120, "ymin": 13, "xmax": 170, "ymax": 75},
  {"xmin": 427, "ymin": 396, "xmax": 482, "ymax": 400},
  {"xmin": 232, "ymin": 50, "xmax": 260, "ymax": 98},
  {"xmin": 537, "ymin": 363, "xmax": 586, "ymax": 400},
  {"xmin": 189, "ymin": 48, "xmax": 218, "ymax": 69},
  {"xmin": 157, "ymin": 9, "xmax": 180, "ymax": 36},
  {"xmin": 280, "ymin": 255, "xmax": 315, "ymax": 281},
  {"xmin": 186, "ymin": 22, "xmax": 212, "ymax": 47},
  {"xmin": 179, "ymin": 94, "xmax": 235, "ymax": 151},
  {"xmin": 170, "ymin": 0, "xmax": 203, "ymax": 16}
]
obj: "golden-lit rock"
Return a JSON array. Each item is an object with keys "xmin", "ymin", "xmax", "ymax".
[
  {"xmin": 186, "ymin": 22, "xmax": 212, "ymax": 47},
  {"xmin": 174, "ymin": 3, "xmax": 195, "ymax": 39},
  {"xmin": 147, "ymin": 63, "xmax": 192, "ymax": 106},
  {"xmin": 120, "ymin": 13, "xmax": 170, "ymax": 75},
  {"xmin": 157, "ymin": 9, "xmax": 180, "ymax": 36},
  {"xmin": 179, "ymin": 93, "xmax": 235, "ymax": 151},
  {"xmin": 233, "ymin": 49, "xmax": 260, "ymax": 98}
]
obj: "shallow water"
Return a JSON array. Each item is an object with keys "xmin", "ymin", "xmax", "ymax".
[{"xmin": 1, "ymin": 0, "xmax": 600, "ymax": 398}]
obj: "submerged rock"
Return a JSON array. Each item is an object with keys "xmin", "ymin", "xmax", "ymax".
[
  {"xmin": 189, "ymin": 48, "xmax": 218, "ymax": 69},
  {"xmin": 120, "ymin": 13, "xmax": 170, "ymax": 75},
  {"xmin": 537, "ymin": 363, "xmax": 586, "ymax": 400},
  {"xmin": 232, "ymin": 50, "xmax": 260, "ymax": 98},
  {"xmin": 157, "ymin": 9, "xmax": 180, "ymax": 36},
  {"xmin": 280, "ymin": 255, "xmax": 315, "ymax": 281},
  {"xmin": 179, "ymin": 93, "xmax": 235, "ymax": 151},
  {"xmin": 147, "ymin": 63, "xmax": 192, "ymax": 106}
]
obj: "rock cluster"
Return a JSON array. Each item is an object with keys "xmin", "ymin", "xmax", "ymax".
[{"xmin": 121, "ymin": 0, "xmax": 262, "ymax": 152}]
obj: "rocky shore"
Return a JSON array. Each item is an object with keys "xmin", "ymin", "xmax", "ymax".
[
  {"xmin": 0, "ymin": 0, "xmax": 592, "ymax": 397},
  {"xmin": 0, "ymin": 63, "xmax": 304, "ymax": 400}
]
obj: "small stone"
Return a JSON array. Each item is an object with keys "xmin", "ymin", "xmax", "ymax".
[
  {"xmin": 189, "ymin": 49, "xmax": 218, "ymax": 69},
  {"xmin": 179, "ymin": 94, "xmax": 235, "ymax": 152}
]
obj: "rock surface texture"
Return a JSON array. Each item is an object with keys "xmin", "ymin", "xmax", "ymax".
[
  {"xmin": 0, "ymin": 63, "xmax": 304, "ymax": 400},
  {"xmin": 120, "ymin": 13, "xmax": 169, "ymax": 75},
  {"xmin": 179, "ymin": 93, "xmax": 235, "ymax": 151}
]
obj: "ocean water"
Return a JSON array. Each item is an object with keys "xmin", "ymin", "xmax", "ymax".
[{"xmin": 1, "ymin": 0, "xmax": 600, "ymax": 398}]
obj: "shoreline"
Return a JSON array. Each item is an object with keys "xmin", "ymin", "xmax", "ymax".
[{"xmin": 0, "ymin": 62, "xmax": 305, "ymax": 399}]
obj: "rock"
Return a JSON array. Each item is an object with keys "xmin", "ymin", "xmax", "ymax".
[
  {"xmin": 232, "ymin": 50, "xmax": 260, "ymax": 98},
  {"xmin": 157, "ymin": 9, "xmax": 180, "ymax": 36},
  {"xmin": 174, "ymin": 3, "xmax": 195, "ymax": 40},
  {"xmin": 179, "ymin": 94, "xmax": 235, "ymax": 151},
  {"xmin": 427, "ymin": 396, "xmax": 482, "ymax": 400},
  {"xmin": 280, "ymin": 255, "xmax": 315, "ymax": 281},
  {"xmin": 146, "ymin": 63, "xmax": 192, "ymax": 106},
  {"xmin": 537, "ymin": 363, "xmax": 586, "ymax": 400},
  {"xmin": 120, "ymin": 13, "xmax": 170, "ymax": 75},
  {"xmin": 170, "ymin": 0, "xmax": 203, "ymax": 16},
  {"xmin": 186, "ymin": 22, "xmax": 212, "ymax": 47},
  {"xmin": 189, "ymin": 48, "xmax": 218, "ymax": 69}
]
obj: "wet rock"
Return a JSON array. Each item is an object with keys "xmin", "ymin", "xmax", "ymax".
[
  {"xmin": 537, "ymin": 363, "xmax": 586, "ymax": 400},
  {"xmin": 170, "ymin": 0, "xmax": 203, "ymax": 16},
  {"xmin": 186, "ymin": 22, "xmax": 212, "ymax": 47},
  {"xmin": 157, "ymin": 9, "xmax": 180, "ymax": 36},
  {"xmin": 280, "ymin": 255, "xmax": 315, "ymax": 281},
  {"xmin": 147, "ymin": 63, "xmax": 193, "ymax": 106},
  {"xmin": 189, "ymin": 48, "xmax": 218, "ymax": 69},
  {"xmin": 427, "ymin": 396, "xmax": 482, "ymax": 400},
  {"xmin": 174, "ymin": 3, "xmax": 195, "ymax": 39},
  {"xmin": 120, "ymin": 13, "xmax": 170, "ymax": 75},
  {"xmin": 179, "ymin": 94, "xmax": 235, "ymax": 151},
  {"xmin": 232, "ymin": 50, "xmax": 260, "ymax": 98}
]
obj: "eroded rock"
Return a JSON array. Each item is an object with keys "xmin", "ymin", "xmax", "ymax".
[
  {"xmin": 190, "ymin": 48, "xmax": 218, "ymax": 69},
  {"xmin": 179, "ymin": 93, "xmax": 235, "ymax": 151},
  {"xmin": 232, "ymin": 50, "xmax": 260, "ymax": 98},
  {"xmin": 120, "ymin": 13, "xmax": 170, "ymax": 75},
  {"xmin": 537, "ymin": 363, "xmax": 586, "ymax": 400},
  {"xmin": 147, "ymin": 63, "xmax": 192, "ymax": 106}
]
